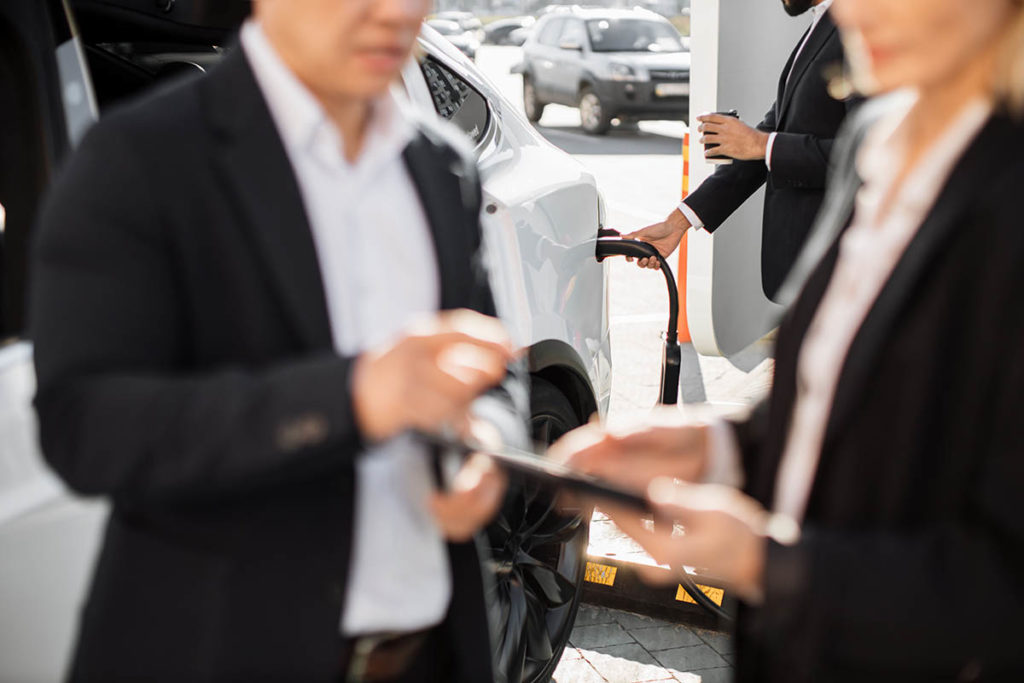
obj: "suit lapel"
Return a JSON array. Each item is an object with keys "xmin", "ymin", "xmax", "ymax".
[
  {"xmin": 402, "ymin": 134, "xmax": 474, "ymax": 310},
  {"xmin": 778, "ymin": 12, "xmax": 837, "ymax": 124},
  {"xmin": 774, "ymin": 25, "xmax": 807, "ymax": 120},
  {"xmin": 203, "ymin": 49, "xmax": 333, "ymax": 350},
  {"xmin": 820, "ymin": 114, "xmax": 1002, "ymax": 452}
]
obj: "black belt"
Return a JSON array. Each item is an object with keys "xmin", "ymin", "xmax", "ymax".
[{"xmin": 342, "ymin": 625, "xmax": 435, "ymax": 683}]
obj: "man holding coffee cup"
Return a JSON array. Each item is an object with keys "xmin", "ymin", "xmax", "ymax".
[{"xmin": 626, "ymin": 0, "xmax": 857, "ymax": 301}]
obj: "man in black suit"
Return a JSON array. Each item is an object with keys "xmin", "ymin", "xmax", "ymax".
[
  {"xmin": 628, "ymin": 0, "xmax": 854, "ymax": 301},
  {"xmin": 29, "ymin": 1, "xmax": 527, "ymax": 681}
]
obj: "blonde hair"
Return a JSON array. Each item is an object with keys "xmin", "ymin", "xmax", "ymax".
[{"xmin": 994, "ymin": 3, "xmax": 1024, "ymax": 114}]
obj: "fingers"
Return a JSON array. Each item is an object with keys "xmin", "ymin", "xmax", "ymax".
[
  {"xmin": 430, "ymin": 454, "xmax": 507, "ymax": 541},
  {"xmin": 695, "ymin": 113, "xmax": 729, "ymax": 125},
  {"xmin": 549, "ymin": 422, "xmax": 617, "ymax": 468},
  {"xmin": 417, "ymin": 330, "xmax": 516, "ymax": 364},
  {"xmin": 601, "ymin": 501, "xmax": 685, "ymax": 571},
  {"xmin": 623, "ymin": 222, "xmax": 659, "ymax": 239},
  {"xmin": 435, "ymin": 342, "xmax": 508, "ymax": 389}
]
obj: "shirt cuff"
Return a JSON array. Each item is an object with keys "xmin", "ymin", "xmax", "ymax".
[
  {"xmin": 765, "ymin": 132, "xmax": 778, "ymax": 171},
  {"xmin": 676, "ymin": 201, "xmax": 705, "ymax": 231},
  {"xmin": 702, "ymin": 419, "xmax": 745, "ymax": 488}
]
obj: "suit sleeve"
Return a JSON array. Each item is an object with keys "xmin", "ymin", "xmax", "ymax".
[
  {"xmin": 30, "ymin": 121, "xmax": 366, "ymax": 507},
  {"xmin": 683, "ymin": 104, "xmax": 777, "ymax": 233},
  {"xmin": 765, "ymin": 96, "xmax": 861, "ymax": 190}
]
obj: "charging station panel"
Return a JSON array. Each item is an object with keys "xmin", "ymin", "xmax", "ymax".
[{"xmin": 685, "ymin": 0, "xmax": 807, "ymax": 358}]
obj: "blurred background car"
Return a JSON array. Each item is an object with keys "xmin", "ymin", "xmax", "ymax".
[
  {"xmin": 432, "ymin": 10, "xmax": 485, "ymax": 41},
  {"xmin": 515, "ymin": 7, "xmax": 690, "ymax": 134},
  {"xmin": 483, "ymin": 15, "xmax": 536, "ymax": 46},
  {"xmin": 426, "ymin": 18, "xmax": 481, "ymax": 60},
  {"xmin": 0, "ymin": 3, "xmax": 611, "ymax": 682}
]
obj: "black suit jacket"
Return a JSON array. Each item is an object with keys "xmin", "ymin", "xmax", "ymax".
[
  {"xmin": 684, "ymin": 11, "xmax": 855, "ymax": 300},
  {"xmin": 29, "ymin": 48, "xmax": 527, "ymax": 682},
  {"xmin": 730, "ymin": 102, "xmax": 1024, "ymax": 681}
]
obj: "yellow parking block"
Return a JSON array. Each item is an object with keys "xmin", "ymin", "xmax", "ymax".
[
  {"xmin": 584, "ymin": 561, "xmax": 618, "ymax": 587},
  {"xmin": 675, "ymin": 583, "xmax": 725, "ymax": 607}
]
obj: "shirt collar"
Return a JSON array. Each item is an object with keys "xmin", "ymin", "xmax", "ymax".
[
  {"xmin": 811, "ymin": 0, "xmax": 834, "ymax": 21},
  {"xmin": 856, "ymin": 90, "xmax": 992, "ymax": 216},
  {"xmin": 240, "ymin": 20, "xmax": 416, "ymax": 173}
]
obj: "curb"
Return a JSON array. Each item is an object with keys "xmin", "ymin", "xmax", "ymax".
[{"xmin": 580, "ymin": 553, "xmax": 735, "ymax": 630}]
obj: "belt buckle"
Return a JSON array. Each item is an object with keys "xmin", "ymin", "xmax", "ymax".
[
  {"xmin": 346, "ymin": 633, "xmax": 390, "ymax": 683},
  {"xmin": 346, "ymin": 630, "xmax": 428, "ymax": 683}
]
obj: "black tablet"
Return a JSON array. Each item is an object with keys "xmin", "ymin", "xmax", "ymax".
[{"xmin": 418, "ymin": 431, "xmax": 653, "ymax": 512}]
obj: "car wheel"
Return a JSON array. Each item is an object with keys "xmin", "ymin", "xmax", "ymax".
[
  {"xmin": 523, "ymin": 76, "xmax": 546, "ymax": 123},
  {"xmin": 487, "ymin": 376, "xmax": 591, "ymax": 683},
  {"xmin": 578, "ymin": 87, "xmax": 611, "ymax": 135}
]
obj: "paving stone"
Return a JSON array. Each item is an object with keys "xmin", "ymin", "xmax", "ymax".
[
  {"xmin": 561, "ymin": 646, "xmax": 584, "ymax": 661},
  {"xmin": 552, "ymin": 656, "xmax": 608, "ymax": 683},
  {"xmin": 688, "ymin": 667, "xmax": 734, "ymax": 683},
  {"xmin": 629, "ymin": 624, "xmax": 703, "ymax": 651},
  {"xmin": 574, "ymin": 604, "xmax": 618, "ymax": 626},
  {"xmin": 721, "ymin": 653, "xmax": 736, "ymax": 667},
  {"xmin": 585, "ymin": 643, "xmax": 674, "ymax": 683},
  {"xmin": 673, "ymin": 674, "xmax": 702, "ymax": 683},
  {"xmin": 653, "ymin": 644, "xmax": 728, "ymax": 672},
  {"xmin": 611, "ymin": 610, "xmax": 663, "ymax": 631},
  {"xmin": 571, "ymin": 623, "xmax": 636, "ymax": 649},
  {"xmin": 693, "ymin": 628, "xmax": 734, "ymax": 655}
]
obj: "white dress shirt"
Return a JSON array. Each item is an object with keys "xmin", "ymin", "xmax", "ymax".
[
  {"xmin": 678, "ymin": 0, "xmax": 834, "ymax": 228},
  {"xmin": 705, "ymin": 94, "xmax": 993, "ymax": 525},
  {"xmin": 241, "ymin": 22, "xmax": 452, "ymax": 635}
]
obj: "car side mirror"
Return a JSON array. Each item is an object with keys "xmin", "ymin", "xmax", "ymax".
[{"xmin": 559, "ymin": 41, "xmax": 583, "ymax": 51}]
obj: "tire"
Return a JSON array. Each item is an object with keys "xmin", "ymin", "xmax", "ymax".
[
  {"xmin": 578, "ymin": 86, "xmax": 612, "ymax": 135},
  {"xmin": 523, "ymin": 76, "xmax": 546, "ymax": 123},
  {"xmin": 487, "ymin": 376, "xmax": 591, "ymax": 683}
]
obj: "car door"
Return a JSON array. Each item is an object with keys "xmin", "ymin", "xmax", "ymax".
[
  {"xmin": 0, "ymin": 3, "xmax": 109, "ymax": 682},
  {"xmin": 528, "ymin": 17, "xmax": 565, "ymax": 101},
  {"xmin": 550, "ymin": 18, "xmax": 588, "ymax": 101}
]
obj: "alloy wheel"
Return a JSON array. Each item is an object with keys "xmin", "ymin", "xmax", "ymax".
[{"xmin": 488, "ymin": 380, "xmax": 589, "ymax": 683}]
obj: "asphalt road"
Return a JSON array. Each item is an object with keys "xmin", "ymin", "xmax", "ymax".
[{"xmin": 474, "ymin": 46, "xmax": 772, "ymax": 427}]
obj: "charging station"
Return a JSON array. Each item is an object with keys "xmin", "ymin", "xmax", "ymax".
[{"xmin": 685, "ymin": 0, "xmax": 807, "ymax": 358}]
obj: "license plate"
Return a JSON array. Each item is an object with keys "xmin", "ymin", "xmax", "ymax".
[{"xmin": 654, "ymin": 82, "xmax": 689, "ymax": 97}]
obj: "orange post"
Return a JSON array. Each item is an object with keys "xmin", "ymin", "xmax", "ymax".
[{"xmin": 677, "ymin": 133, "xmax": 692, "ymax": 344}]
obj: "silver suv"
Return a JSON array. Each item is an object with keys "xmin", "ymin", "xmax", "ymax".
[{"xmin": 517, "ymin": 7, "xmax": 691, "ymax": 134}]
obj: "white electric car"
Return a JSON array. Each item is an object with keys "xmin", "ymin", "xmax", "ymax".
[{"xmin": 0, "ymin": 3, "xmax": 610, "ymax": 682}]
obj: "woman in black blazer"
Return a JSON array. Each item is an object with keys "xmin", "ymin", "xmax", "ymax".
[{"xmin": 555, "ymin": 0, "xmax": 1024, "ymax": 680}]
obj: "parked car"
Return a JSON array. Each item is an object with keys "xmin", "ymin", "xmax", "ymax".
[
  {"xmin": 483, "ymin": 15, "xmax": 536, "ymax": 46},
  {"xmin": 515, "ymin": 7, "xmax": 690, "ymax": 134},
  {"xmin": 426, "ymin": 18, "xmax": 480, "ymax": 60},
  {"xmin": 0, "ymin": 2, "xmax": 610, "ymax": 683},
  {"xmin": 423, "ymin": 17, "xmax": 479, "ymax": 59},
  {"xmin": 432, "ymin": 10, "xmax": 485, "ymax": 41}
]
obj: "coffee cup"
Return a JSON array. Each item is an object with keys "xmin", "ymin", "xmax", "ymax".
[{"xmin": 703, "ymin": 109, "xmax": 739, "ymax": 165}]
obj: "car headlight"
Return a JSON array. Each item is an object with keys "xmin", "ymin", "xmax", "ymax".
[{"xmin": 608, "ymin": 63, "xmax": 645, "ymax": 82}]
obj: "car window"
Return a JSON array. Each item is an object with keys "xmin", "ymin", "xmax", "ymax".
[
  {"xmin": 536, "ymin": 18, "xmax": 565, "ymax": 47},
  {"xmin": 419, "ymin": 56, "xmax": 490, "ymax": 145},
  {"xmin": 427, "ymin": 20, "xmax": 463, "ymax": 37},
  {"xmin": 558, "ymin": 19, "xmax": 588, "ymax": 48},
  {"xmin": 585, "ymin": 18, "xmax": 685, "ymax": 53},
  {"xmin": 0, "ymin": 0, "xmax": 84, "ymax": 339}
]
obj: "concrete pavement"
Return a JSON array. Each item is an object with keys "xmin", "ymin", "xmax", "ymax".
[{"xmin": 556, "ymin": 605, "xmax": 734, "ymax": 683}]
